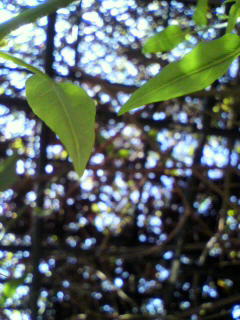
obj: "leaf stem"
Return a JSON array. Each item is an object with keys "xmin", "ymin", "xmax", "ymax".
[{"xmin": 0, "ymin": 0, "xmax": 77, "ymax": 40}]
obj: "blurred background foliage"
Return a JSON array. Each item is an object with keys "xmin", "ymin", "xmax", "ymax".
[{"xmin": 0, "ymin": 0, "xmax": 240, "ymax": 319}]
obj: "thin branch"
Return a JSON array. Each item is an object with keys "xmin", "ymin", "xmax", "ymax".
[{"xmin": 29, "ymin": 12, "xmax": 56, "ymax": 319}]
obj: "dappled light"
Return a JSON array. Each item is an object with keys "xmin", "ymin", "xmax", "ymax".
[{"xmin": 0, "ymin": 0, "xmax": 239, "ymax": 320}]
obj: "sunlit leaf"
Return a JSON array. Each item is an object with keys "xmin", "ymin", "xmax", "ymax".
[
  {"xmin": 143, "ymin": 25, "xmax": 186, "ymax": 53},
  {"xmin": 0, "ymin": 277, "xmax": 25, "ymax": 307},
  {"xmin": 119, "ymin": 34, "xmax": 240, "ymax": 115},
  {"xmin": 118, "ymin": 149, "xmax": 130, "ymax": 158},
  {"xmin": 11, "ymin": 138, "xmax": 24, "ymax": 151},
  {"xmin": 26, "ymin": 76, "xmax": 96, "ymax": 176},
  {"xmin": 35, "ymin": 207, "xmax": 53, "ymax": 217},
  {"xmin": 194, "ymin": 0, "xmax": 208, "ymax": 26},
  {"xmin": 0, "ymin": 154, "xmax": 19, "ymax": 191},
  {"xmin": 226, "ymin": 0, "xmax": 240, "ymax": 33},
  {"xmin": 0, "ymin": 0, "xmax": 76, "ymax": 40},
  {"xmin": 0, "ymin": 51, "xmax": 45, "ymax": 75},
  {"xmin": 0, "ymin": 52, "xmax": 96, "ymax": 177},
  {"xmin": 0, "ymin": 39, "xmax": 8, "ymax": 47},
  {"xmin": 227, "ymin": 209, "xmax": 237, "ymax": 216}
]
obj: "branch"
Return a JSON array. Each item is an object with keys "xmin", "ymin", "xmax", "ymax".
[
  {"xmin": 0, "ymin": 94, "xmax": 237, "ymax": 139},
  {"xmin": 172, "ymin": 294, "xmax": 240, "ymax": 319},
  {"xmin": 29, "ymin": 12, "xmax": 57, "ymax": 320}
]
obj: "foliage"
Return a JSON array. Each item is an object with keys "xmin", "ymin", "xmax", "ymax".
[
  {"xmin": 0, "ymin": 50, "xmax": 96, "ymax": 177},
  {"xmin": 142, "ymin": 25, "xmax": 186, "ymax": 53},
  {"xmin": 0, "ymin": 0, "xmax": 240, "ymax": 175},
  {"xmin": 0, "ymin": 153, "xmax": 18, "ymax": 191},
  {"xmin": 26, "ymin": 77, "xmax": 96, "ymax": 176},
  {"xmin": 0, "ymin": 0, "xmax": 77, "ymax": 40},
  {"xmin": 0, "ymin": 0, "xmax": 240, "ymax": 320},
  {"xmin": 119, "ymin": 34, "xmax": 240, "ymax": 114},
  {"xmin": 226, "ymin": 0, "xmax": 240, "ymax": 33},
  {"xmin": 194, "ymin": 0, "xmax": 209, "ymax": 26},
  {"xmin": 0, "ymin": 277, "xmax": 25, "ymax": 307}
]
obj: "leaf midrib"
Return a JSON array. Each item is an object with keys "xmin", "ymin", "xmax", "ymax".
[
  {"xmin": 52, "ymin": 84, "xmax": 81, "ymax": 171},
  {"xmin": 129, "ymin": 47, "xmax": 240, "ymax": 107}
]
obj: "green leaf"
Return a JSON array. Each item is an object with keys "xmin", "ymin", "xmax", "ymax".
[
  {"xmin": 0, "ymin": 51, "xmax": 96, "ymax": 176},
  {"xmin": 26, "ymin": 76, "xmax": 96, "ymax": 176},
  {"xmin": 0, "ymin": 154, "xmax": 19, "ymax": 191},
  {"xmin": 0, "ymin": 51, "xmax": 45, "ymax": 76},
  {"xmin": 142, "ymin": 25, "xmax": 186, "ymax": 53},
  {"xmin": 119, "ymin": 34, "xmax": 240, "ymax": 115},
  {"xmin": 194, "ymin": 0, "xmax": 208, "ymax": 26},
  {"xmin": 0, "ymin": 0, "xmax": 76, "ymax": 41},
  {"xmin": 226, "ymin": 0, "xmax": 240, "ymax": 33},
  {"xmin": 0, "ymin": 39, "xmax": 8, "ymax": 47},
  {"xmin": 0, "ymin": 277, "xmax": 25, "ymax": 307},
  {"xmin": 118, "ymin": 149, "xmax": 130, "ymax": 158}
]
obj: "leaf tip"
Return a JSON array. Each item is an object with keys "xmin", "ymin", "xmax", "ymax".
[
  {"xmin": 118, "ymin": 104, "xmax": 130, "ymax": 115},
  {"xmin": 118, "ymin": 109, "xmax": 125, "ymax": 116}
]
